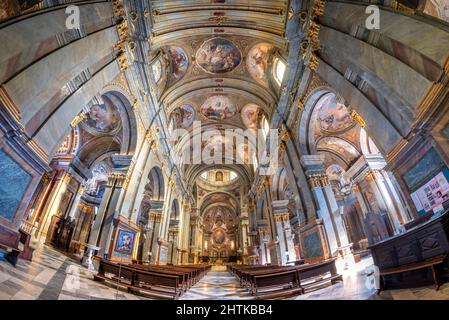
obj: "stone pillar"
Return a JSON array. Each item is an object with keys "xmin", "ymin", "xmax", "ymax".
[
  {"xmin": 257, "ymin": 223, "xmax": 271, "ymax": 265},
  {"xmin": 88, "ymin": 154, "xmax": 132, "ymax": 258},
  {"xmin": 146, "ymin": 210, "xmax": 162, "ymax": 263},
  {"xmin": 271, "ymin": 200, "xmax": 296, "ymax": 265},
  {"xmin": 301, "ymin": 155, "xmax": 354, "ymax": 269},
  {"xmin": 67, "ymin": 185, "xmax": 85, "ymax": 220},
  {"xmin": 39, "ymin": 170, "xmax": 71, "ymax": 239},
  {"xmin": 346, "ymin": 155, "xmax": 406, "ymax": 234},
  {"xmin": 168, "ymin": 227, "xmax": 179, "ymax": 264}
]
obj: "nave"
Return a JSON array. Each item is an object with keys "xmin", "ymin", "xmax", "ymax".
[
  {"xmin": 1, "ymin": 0, "xmax": 449, "ymax": 301},
  {"xmin": 2, "ymin": 243, "xmax": 449, "ymax": 300}
]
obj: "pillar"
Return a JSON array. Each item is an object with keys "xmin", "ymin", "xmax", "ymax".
[
  {"xmin": 271, "ymin": 200, "xmax": 296, "ymax": 265},
  {"xmin": 88, "ymin": 154, "xmax": 133, "ymax": 258}
]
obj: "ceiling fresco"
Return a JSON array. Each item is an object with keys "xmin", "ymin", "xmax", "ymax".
[
  {"xmin": 200, "ymin": 95, "xmax": 236, "ymax": 120},
  {"xmin": 316, "ymin": 93, "xmax": 354, "ymax": 133},
  {"xmin": 83, "ymin": 102, "xmax": 120, "ymax": 134},
  {"xmin": 246, "ymin": 43, "xmax": 273, "ymax": 84},
  {"xmin": 169, "ymin": 46, "xmax": 189, "ymax": 80},
  {"xmin": 195, "ymin": 38, "xmax": 242, "ymax": 74},
  {"xmin": 241, "ymin": 103, "xmax": 260, "ymax": 129},
  {"xmin": 172, "ymin": 103, "xmax": 195, "ymax": 128}
]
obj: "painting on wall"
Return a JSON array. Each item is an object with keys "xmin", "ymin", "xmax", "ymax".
[
  {"xmin": 317, "ymin": 93, "xmax": 354, "ymax": 132},
  {"xmin": 173, "ymin": 104, "xmax": 195, "ymax": 128},
  {"xmin": 195, "ymin": 38, "xmax": 242, "ymax": 73},
  {"xmin": 241, "ymin": 103, "xmax": 259, "ymax": 128},
  {"xmin": 246, "ymin": 43, "xmax": 273, "ymax": 83},
  {"xmin": 0, "ymin": 149, "xmax": 32, "ymax": 221},
  {"xmin": 303, "ymin": 232, "xmax": 323, "ymax": 257},
  {"xmin": 200, "ymin": 95, "xmax": 236, "ymax": 120},
  {"xmin": 85, "ymin": 102, "xmax": 120, "ymax": 133},
  {"xmin": 403, "ymin": 147, "xmax": 446, "ymax": 191},
  {"xmin": 114, "ymin": 229, "xmax": 135, "ymax": 255},
  {"xmin": 169, "ymin": 47, "xmax": 188, "ymax": 80}
]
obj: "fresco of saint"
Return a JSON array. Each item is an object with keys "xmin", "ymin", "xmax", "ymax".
[
  {"xmin": 200, "ymin": 95, "xmax": 236, "ymax": 120},
  {"xmin": 86, "ymin": 103, "xmax": 119, "ymax": 133},
  {"xmin": 241, "ymin": 103, "xmax": 259, "ymax": 128},
  {"xmin": 195, "ymin": 38, "xmax": 242, "ymax": 73},
  {"xmin": 317, "ymin": 94, "xmax": 353, "ymax": 132},
  {"xmin": 173, "ymin": 104, "xmax": 195, "ymax": 128},
  {"xmin": 246, "ymin": 43, "xmax": 273, "ymax": 83},
  {"xmin": 169, "ymin": 47, "xmax": 188, "ymax": 80}
]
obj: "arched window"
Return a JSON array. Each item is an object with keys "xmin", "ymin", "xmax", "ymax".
[
  {"xmin": 152, "ymin": 59, "xmax": 162, "ymax": 83},
  {"xmin": 215, "ymin": 171, "xmax": 223, "ymax": 182},
  {"xmin": 273, "ymin": 58, "xmax": 286, "ymax": 86}
]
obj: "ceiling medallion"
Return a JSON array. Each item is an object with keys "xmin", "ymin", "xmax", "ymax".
[
  {"xmin": 200, "ymin": 95, "xmax": 236, "ymax": 120},
  {"xmin": 195, "ymin": 38, "xmax": 242, "ymax": 74}
]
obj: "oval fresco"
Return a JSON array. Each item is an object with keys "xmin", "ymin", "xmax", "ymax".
[
  {"xmin": 195, "ymin": 38, "xmax": 242, "ymax": 73},
  {"xmin": 213, "ymin": 229, "xmax": 226, "ymax": 244},
  {"xmin": 169, "ymin": 46, "xmax": 188, "ymax": 80},
  {"xmin": 241, "ymin": 103, "xmax": 260, "ymax": 128},
  {"xmin": 246, "ymin": 43, "xmax": 273, "ymax": 83},
  {"xmin": 173, "ymin": 104, "xmax": 195, "ymax": 128},
  {"xmin": 200, "ymin": 95, "xmax": 236, "ymax": 120},
  {"xmin": 317, "ymin": 94, "xmax": 353, "ymax": 132},
  {"xmin": 84, "ymin": 102, "xmax": 120, "ymax": 134}
]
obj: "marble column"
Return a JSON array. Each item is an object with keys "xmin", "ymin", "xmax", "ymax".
[
  {"xmin": 168, "ymin": 227, "xmax": 179, "ymax": 264},
  {"xmin": 346, "ymin": 154, "xmax": 406, "ymax": 234},
  {"xmin": 67, "ymin": 185, "xmax": 85, "ymax": 220},
  {"xmin": 39, "ymin": 170, "xmax": 71, "ymax": 239},
  {"xmin": 146, "ymin": 210, "xmax": 162, "ymax": 263},
  {"xmin": 271, "ymin": 200, "xmax": 296, "ymax": 265},
  {"xmin": 301, "ymin": 155, "xmax": 354, "ymax": 269},
  {"xmin": 88, "ymin": 154, "xmax": 133, "ymax": 258},
  {"xmin": 257, "ymin": 223, "xmax": 271, "ymax": 265}
]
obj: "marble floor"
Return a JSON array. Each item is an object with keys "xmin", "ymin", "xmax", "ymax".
[{"xmin": 1, "ymin": 243, "xmax": 449, "ymax": 300}]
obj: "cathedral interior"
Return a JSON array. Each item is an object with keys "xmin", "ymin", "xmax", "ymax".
[{"xmin": 0, "ymin": 0, "xmax": 449, "ymax": 301}]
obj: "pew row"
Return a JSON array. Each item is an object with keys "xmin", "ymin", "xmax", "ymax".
[
  {"xmin": 93, "ymin": 259, "xmax": 210, "ymax": 299},
  {"xmin": 231, "ymin": 259, "xmax": 342, "ymax": 299}
]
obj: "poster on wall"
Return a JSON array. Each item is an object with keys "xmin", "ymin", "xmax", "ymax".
[{"xmin": 411, "ymin": 168, "xmax": 449, "ymax": 216}]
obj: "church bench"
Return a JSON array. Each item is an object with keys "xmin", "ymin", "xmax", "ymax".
[
  {"xmin": 94, "ymin": 260, "xmax": 183, "ymax": 299},
  {"xmin": 131, "ymin": 270, "xmax": 182, "ymax": 299},
  {"xmin": 297, "ymin": 259, "xmax": 342, "ymax": 292},
  {"xmin": 241, "ymin": 267, "xmax": 296, "ymax": 288},
  {"xmin": 377, "ymin": 255, "xmax": 446, "ymax": 294},
  {"xmin": 129, "ymin": 264, "xmax": 191, "ymax": 290},
  {"xmin": 0, "ymin": 224, "xmax": 23, "ymax": 267},
  {"xmin": 252, "ymin": 269, "xmax": 302, "ymax": 299},
  {"xmin": 94, "ymin": 260, "xmax": 135, "ymax": 287}
]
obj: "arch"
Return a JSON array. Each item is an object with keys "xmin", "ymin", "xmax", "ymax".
[{"xmin": 146, "ymin": 166, "xmax": 165, "ymax": 201}]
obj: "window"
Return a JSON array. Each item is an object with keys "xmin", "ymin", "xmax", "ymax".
[
  {"xmin": 152, "ymin": 59, "xmax": 162, "ymax": 83},
  {"xmin": 273, "ymin": 58, "xmax": 286, "ymax": 86}
]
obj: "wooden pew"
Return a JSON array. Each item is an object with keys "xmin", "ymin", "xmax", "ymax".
[
  {"xmin": 297, "ymin": 259, "xmax": 342, "ymax": 292},
  {"xmin": 94, "ymin": 260, "xmax": 210, "ymax": 299},
  {"xmin": 252, "ymin": 269, "xmax": 302, "ymax": 299},
  {"xmin": 232, "ymin": 259, "xmax": 342, "ymax": 299}
]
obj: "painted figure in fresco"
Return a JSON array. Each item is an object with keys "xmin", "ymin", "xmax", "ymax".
[
  {"xmin": 200, "ymin": 95, "xmax": 236, "ymax": 120},
  {"xmin": 169, "ymin": 47, "xmax": 188, "ymax": 79},
  {"xmin": 88, "ymin": 104, "xmax": 118, "ymax": 132},
  {"xmin": 196, "ymin": 38, "xmax": 242, "ymax": 73},
  {"xmin": 174, "ymin": 104, "xmax": 195, "ymax": 128},
  {"xmin": 241, "ymin": 104, "xmax": 259, "ymax": 128},
  {"xmin": 318, "ymin": 94, "xmax": 353, "ymax": 132},
  {"xmin": 247, "ymin": 43, "xmax": 272, "ymax": 82}
]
